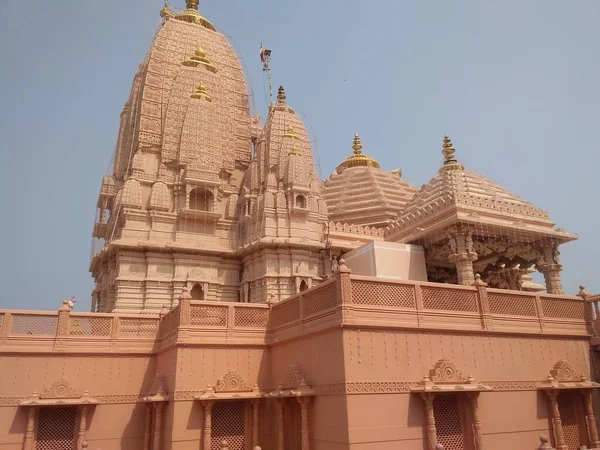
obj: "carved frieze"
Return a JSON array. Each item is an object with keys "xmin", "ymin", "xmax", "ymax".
[
  {"xmin": 214, "ymin": 371, "xmax": 251, "ymax": 393},
  {"xmin": 40, "ymin": 378, "xmax": 80, "ymax": 399}
]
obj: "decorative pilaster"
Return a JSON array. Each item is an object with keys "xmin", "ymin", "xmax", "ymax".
[
  {"xmin": 24, "ymin": 407, "xmax": 36, "ymax": 450},
  {"xmin": 578, "ymin": 285, "xmax": 596, "ymax": 336},
  {"xmin": 298, "ymin": 397, "xmax": 310, "ymax": 450},
  {"xmin": 336, "ymin": 259, "xmax": 354, "ymax": 324},
  {"xmin": 203, "ymin": 401, "xmax": 214, "ymax": 450},
  {"xmin": 537, "ymin": 247, "xmax": 564, "ymax": 294},
  {"xmin": 178, "ymin": 287, "xmax": 191, "ymax": 326},
  {"xmin": 251, "ymin": 399, "xmax": 260, "ymax": 448},
  {"xmin": 421, "ymin": 393, "xmax": 438, "ymax": 450},
  {"xmin": 277, "ymin": 399, "xmax": 285, "ymax": 450},
  {"xmin": 152, "ymin": 403, "xmax": 163, "ymax": 450},
  {"xmin": 468, "ymin": 392, "xmax": 484, "ymax": 450},
  {"xmin": 144, "ymin": 403, "xmax": 152, "ymax": 450},
  {"xmin": 77, "ymin": 406, "xmax": 88, "ymax": 450},
  {"xmin": 473, "ymin": 274, "xmax": 493, "ymax": 330},
  {"xmin": 582, "ymin": 390, "xmax": 600, "ymax": 448},
  {"xmin": 546, "ymin": 391, "xmax": 567, "ymax": 450},
  {"xmin": 56, "ymin": 300, "xmax": 71, "ymax": 337}
]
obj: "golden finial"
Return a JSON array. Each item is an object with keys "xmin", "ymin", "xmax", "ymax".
[
  {"xmin": 336, "ymin": 133, "xmax": 380, "ymax": 171},
  {"xmin": 283, "ymin": 126, "xmax": 298, "ymax": 139},
  {"xmin": 277, "ymin": 86, "xmax": 286, "ymax": 104},
  {"xmin": 182, "ymin": 48, "xmax": 217, "ymax": 73},
  {"xmin": 186, "ymin": 0, "xmax": 199, "ymax": 10},
  {"xmin": 440, "ymin": 134, "xmax": 464, "ymax": 171},
  {"xmin": 190, "ymin": 82, "xmax": 212, "ymax": 102},
  {"xmin": 352, "ymin": 133, "xmax": 363, "ymax": 155},
  {"xmin": 289, "ymin": 145, "xmax": 301, "ymax": 156}
]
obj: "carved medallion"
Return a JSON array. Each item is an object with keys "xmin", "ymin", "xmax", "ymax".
[
  {"xmin": 214, "ymin": 371, "xmax": 251, "ymax": 392},
  {"xmin": 40, "ymin": 378, "xmax": 80, "ymax": 399},
  {"xmin": 429, "ymin": 359, "xmax": 467, "ymax": 383}
]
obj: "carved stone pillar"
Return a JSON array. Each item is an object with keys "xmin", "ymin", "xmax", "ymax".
[
  {"xmin": 152, "ymin": 403, "xmax": 163, "ymax": 450},
  {"xmin": 24, "ymin": 407, "xmax": 36, "ymax": 450},
  {"xmin": 77, "ymin": 406, "xmax": 88, "ymax": 450},
  {"xmin": 277, "ymin": 399, "xmax": 285, "ymax": 450},
  {"xmin": 203, "ymin": 401, "xmax": 215, "ymax": 450},
  {"xmin": 421, "ymin": 393, "xmax": 437, "ymax": 450},
  {"xmin": 537, "ymin": 247, "xmax": 563, "ymax": 294},
  {"xmin": 546, "ymin": 391, "xmax": 567, "ymax": 450},
  {"xmin": 144, "ymin": 403, "xmax": 153, "ymax": 450},
  {"xmin": 582, "ymin": 390, "xmax": 600, "ymax": 448},
  {"xmin": 447, "ymin": 231, "xmax": 478, "ymax": 286},
  {"xmin": 468, "ymin": 392, "xmax": 484, "ymax": 450},
  {"xmin": 251, "ymin": 400, "xmax": 260, "ymax": 448},
  {"xmin": 298, "ymin": 397, "xmax": 310, "ymax": 450}
]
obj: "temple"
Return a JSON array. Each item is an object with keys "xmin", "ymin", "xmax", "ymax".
[{"xmin": 1, "ymin": 2, "xmax": 600, "ymax": 450}]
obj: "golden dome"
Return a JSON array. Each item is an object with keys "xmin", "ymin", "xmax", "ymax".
[{"xmin": 336, "ymin": 134, "xmax": 380, "ymax": 171}]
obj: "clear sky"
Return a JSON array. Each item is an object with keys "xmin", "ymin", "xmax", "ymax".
[{"xmin": 0, "ymin": 0, "xmax": 598, "ymax": 311}]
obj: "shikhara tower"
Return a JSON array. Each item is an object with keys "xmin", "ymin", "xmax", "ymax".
[{"xmin": 90, "ymin": 1, "xmax": 576, "ymax": 314}]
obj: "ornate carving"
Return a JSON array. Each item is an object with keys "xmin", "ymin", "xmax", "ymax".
[
  {"xmin": 550, "ymin": 360, "xmax": 577, "ymax": 381},
  {"xmin": 214, "ymin": 371, "xmax": 251, "ymax": 392},
  {"xmin": 40, "ymin": 378, "xmax": 80, "ymax": 399},
  {"xmin": 148, "ymin": 373, "xmax": 168, "ymax": 396},
  {"xmin": 281, "ymin": 364, "xmax": 308, "ymax": 390},
  {"xmin": 429, "ymin": 359, "xmax": 467, "ymax": 383}
]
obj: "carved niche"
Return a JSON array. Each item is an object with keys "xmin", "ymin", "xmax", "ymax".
[
  {"xmin": 40, "ymin": 378, "xmax": 80, "ymax": 399},
  {"xmin": 214, "ymin": 371, "xmax": 251, "ymax": 393},
  {"xmin": 429, "ymin": 359, "xmax": 468, "ymax": 383},
  {"xmin": 281, "ymin": 364, "xmax": 309, "ymax": 390}
]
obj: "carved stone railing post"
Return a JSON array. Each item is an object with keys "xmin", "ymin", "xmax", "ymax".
[
  {"xmin": 152, "ymin": 402, "xmax": 163, "ymax": 450},
  {"xmin": 24, "ymin": 407, "xmax": 36, "ymax": 450},
  {"xmin": 178, "ymin": 288, "xmax": 191, "ymax": 326},
  {"xmin": 251, "ymin": 399, "xmax": 260, "ymax": 448},
  {"xmin": 582, "ymin": 390, "xmax": 600, "ymax": 448},
  {"xmin": 473, "ymin": 274, "xmax": 493, "ymax": 330},
  {"xmin": 578, "ymin": 286, "xmax": 596, "ymax": 337},
  {"xmin": 143, "ymin": 403, "xmax": 152, "ymax": 450},
  {"xmin": 0, "ymin": 312, "xmax": 11, "ymax": 337},
  {"xmin": 421, "ymin": 393, "xmax": 438, "ymax": 450},
  {"xmin": 277, "ymin": 399, "xmax": 285, "ymax": 450},
  {"xmin": 203, "ymin": 401, "xmax": 215, "ymax": 450},
  {"xmin": 56, "ymin": 300, "xmax": 71, "ymax": 337},
  {"xmin": 468, "ymin": 392, "xmax": 484, "ymax": 450},
  {"xmin": 546, "ymin": 391, "xmax": 567, "ymax": 450},
  {"xmin": 298, "ymin": 397, "xmax": 310, "ymax": 450},
  {"xmin": 415, "ymin": 284, "xmax": 424, "ymax": 325},
  {"xmin": 77, "ymin": 406, "xmax": 88, "ymax": 450},
  {"xmin": 535, "ymin": 294, "xmax": 547, "ymax": 332},
  {"xmin": 538, "ymin": 435, "xmax": 556, "ymax": 450},
  {"xmin": 336, "ymin": 259, "xmax": 354, "ymax": 324}
]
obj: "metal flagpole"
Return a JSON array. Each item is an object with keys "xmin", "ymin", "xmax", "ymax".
[{"xmin": 260, "ymin": 42, "xmax": 273, "ymax": 105}]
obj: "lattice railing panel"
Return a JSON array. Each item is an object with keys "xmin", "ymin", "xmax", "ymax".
[
  {"xmin": 36, "ymin": 406, "xmax": 77, "ymax": 450},
  {"xmin": 558, "ymin": 392, "xmax": 583, "ymax": 450},
  {"xmin": 488, "ymin": 293, "xmax": 537, "ymax": 317},
  {"xmin": 211, "ymin": 401, "xmax": 245, "ymax": 450},
  {"xmin": 11, "ymin": 314, "xmax": 58, "ymax": 335},
  {"xmin": 433, "ymin": 395, "xmax": 465, "ymax": 450},
  {"xmin": 234, "ymin": 307, "xmax": 268, "ymax": 328},
  {"xmin": 118, "ymin": 318, "xmax": 159, "ymax": 338},
  {"xmin": 271, "ymin": 297, "xmax": 300, "ymax": 328},
  {"xmin": 304, "ymin": 283, "xmax": 338, "ymax": 316},
  {"xmin": 69, "ymin": 316, "xmax": 113, "ymax": 336},
  {"xmin": 190, "ymin": 305, "xmax": 227, "ymax": 326},
  {"xmin": 422, "ymin": 287, "xmax": 478, "ymax": 312},
  {"xmin": 351, "ymin": 281, "xmax": 416, "ymax": 308},
  {"xmin": 541, "ymin": 297, "xmax": 585, "ymax": 320}
]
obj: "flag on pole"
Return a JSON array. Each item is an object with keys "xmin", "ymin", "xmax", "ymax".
[{"xmin": 260, "ymin": 42, "xmax": 265, "ymax": 63}]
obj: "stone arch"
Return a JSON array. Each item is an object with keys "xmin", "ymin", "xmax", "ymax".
[
  {"xmin": 189, "ymin": 187, "xmax": 213, "ymax": 211},
  {"xmin": 295, "ymin": 194, "xmax": 306, "ymax": 209},
  {"xmin": 299, "ymin": 280, "xmax": 308, "ymax": 292},
  {"xmin": 190, "ymin": 283, "xmax": 204, "ymax": 300}
]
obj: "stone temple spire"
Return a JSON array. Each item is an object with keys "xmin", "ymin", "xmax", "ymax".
[
  {"xmin": 277, "ymin": 86, "xmax": 286, "ymax": 104},
  {"xmin": 440, "ymin": 134, "xmax": 464, "ymax": 171}
]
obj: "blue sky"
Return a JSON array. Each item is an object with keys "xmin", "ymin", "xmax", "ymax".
[{"xmin": 0, "ymin": 0, "xmax": 598, "ymax": 310}]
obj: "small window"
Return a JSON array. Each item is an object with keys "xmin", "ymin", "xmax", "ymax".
[
  {"xmin": 191, "ymin": 283, "xmax": 204, "ymax": 300},
  {"xmin": 299, "ymin": 280, "xmax": 308, "ymax": 292},
  {"xmin": 295, "ymin": 195, "xmax": 306, "ymax": 209},
  {"xmin": 189, "ymin": 188, "xmax": 213, "ymax": 211}
]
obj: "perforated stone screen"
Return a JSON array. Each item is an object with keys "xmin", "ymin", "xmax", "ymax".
[
  {"xmin": 284, "ymin": 400, "xmax": 302, "ymax": 450},
  {"xmin": 433, "ymin": 395, "xmax": 465, "ymax": 450},
  {"xmin": 211, "ymin": 401, "xmax": 246, "ymax": 450},
  {"xmin": 558, "ymin": 392, "xmax": 584, "ymax": 450},
  {"xmin": 35, "ymin": 406, "xmax": 77, "ymax": 450}
]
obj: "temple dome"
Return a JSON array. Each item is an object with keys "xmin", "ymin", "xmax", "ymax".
[{"xmin": 322, "ymin": 134, "xmax": 418, "ymax": 228}]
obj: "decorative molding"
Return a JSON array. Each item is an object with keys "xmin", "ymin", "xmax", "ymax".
[
  {"xmin": 429, "ymin": 358, "xmax": 467, "ymax": 383},
  {"xmin": 214, "ymin": 370, "xmax": 251, "ymax": 393},
  {"xmin": 281, "ymin": 364, "xmax": 309, "ymax": 390},
  {"xmin": 40, "ymin": 378, "xmax": 80, "ymax": 399},
  {"xmin": 148, "ymin": 373, "xmax": 168, "ymax": 396},
  {"xmin": 480, "ymin": 380, "xmax": 541, "ymax": 391},
  {"xmin": 551, "ymin": 360, "xmax": 577, "ymax": 382}
]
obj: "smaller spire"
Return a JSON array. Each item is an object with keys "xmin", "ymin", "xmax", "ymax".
[
  {"xmin": 277, "ymin": 86, "xmax": 286, "ymax": 104},
  {"xmin": 440, "ymin": 134, "xmax": 464, "ymax": 172},
  {"xmin": 352, "ymin": 133, "xmax": 363, "ymax": 155},
  {"xmin": 186, "ymin": 0, "xmax": 199, "ymax": 10}
]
